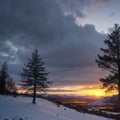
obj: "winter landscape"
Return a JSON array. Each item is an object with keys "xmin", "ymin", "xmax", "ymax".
[
  {"xmin": 0, "ymin": 0, "xmax": 120, "ymax": 120},
  {"xmin": 0, "ymin": 95, "xmax": 117, "ymax": 120}
]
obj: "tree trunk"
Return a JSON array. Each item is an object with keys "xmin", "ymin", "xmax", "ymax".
[{"xmin": 32, "ymin": 80, "xmax": 36, "ymax": 104}]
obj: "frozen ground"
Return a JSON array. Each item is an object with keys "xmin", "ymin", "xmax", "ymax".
[{"xmin": 0, "ymin": 95, "xmax": 114, "ymax": 120}]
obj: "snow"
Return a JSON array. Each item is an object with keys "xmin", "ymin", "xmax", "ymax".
[
  {"xmin": 88, "ymin": 98, "xmax": 109, "ymax": 106},
  {"xmin": 0, "ymin": 95, "xmax": 113, "ymax": 120},
  {"xmin": 102, "ymin": 111, "xmax": 120, "ymax": 115}
]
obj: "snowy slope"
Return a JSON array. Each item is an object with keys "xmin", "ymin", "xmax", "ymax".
[
  {"xmin": 88, "ymin": 99, "xmax": 107, "ymax": 106},
  {"xmin": 0, "ymin": 95, "xmax": 113, "ymax": 120},
  {"xmin": 88, "ymin": 97, "xmax": 113, "ymax": 106}
]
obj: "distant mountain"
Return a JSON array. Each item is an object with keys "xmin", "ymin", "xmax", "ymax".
[
  {"xmin": 88, "ymin": 95, "xmax": 119, "ymax": 106},
  {"xmin": 41, "ymin": 94, "xmax": 95, "ymax": 99}
]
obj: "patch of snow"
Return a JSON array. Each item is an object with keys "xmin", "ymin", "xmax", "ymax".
[
  {"xmin": 102, "ymin": 111, "xmax": 120, "ymax": 115},
  {"xmin": 0, "ymin": 95, "xmax": 113, "ymax": 120}
]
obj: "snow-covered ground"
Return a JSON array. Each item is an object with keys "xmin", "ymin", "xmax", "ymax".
[
  {"xmin": 88, "ymin": 97, "xmax": 114, "ymax": 106},
  {"xmin": 0, "ymin": 95, "xmax": 114, "ymax": 120},
  {"xmin": 88, "ymin": 98, "xmax": 107, "ymax": 106}
]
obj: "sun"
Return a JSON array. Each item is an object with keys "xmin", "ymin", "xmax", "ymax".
[
  {"xmin": 76, "ymin": 88, "xmax": 107, "ymax": 97},
  {"xmin": 91, "ymin": 90, "xmax": 105, "ymax": 97}
]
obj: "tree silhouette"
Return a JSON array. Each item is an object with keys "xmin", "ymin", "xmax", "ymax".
[
  {"xmin": 20, "ymin": 49, "xmax": 50, "ymax": 104},
  {"xmin": 0, "ymin": 62, "xmax": 16, "ymax": 95},
  {"xmin": 96, "ymin": 24, "xmax": 120, "ymax": 100},
  {"xmin": 0, "ymin": 62, "xmax": 9, "ymax": 94}
]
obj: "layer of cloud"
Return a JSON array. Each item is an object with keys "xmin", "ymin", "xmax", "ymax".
[
  {"xmin": 57, "ymin": 0, "xmax": 111, "ymax": 19},
  {"xmin": 0, "ymin": 0, "xmax": 106, "ymax": 86}
]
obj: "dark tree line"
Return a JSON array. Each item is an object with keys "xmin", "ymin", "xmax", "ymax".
[{"xmin": 0, "ymin": 62, "xmax": 16, "ymax": 95}]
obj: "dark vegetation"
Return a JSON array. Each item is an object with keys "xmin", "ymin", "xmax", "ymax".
[
  {"xmin": 64, "ymin": 104, "xmax": 120, "ymax": 120},
  {"xmin": 19, "ymin": 49, "xmax": 51, "ymax": 104},
  {"xmin": 0, "ymin": 49, "xmax": 51, "ymax": 104},
  {"xmin": 0, "ymin": 62, "xmax": 17, "ymax": 96},
  {"xmin": 96, "ymin": 24, "xmax": 120, "ymax": 101}
]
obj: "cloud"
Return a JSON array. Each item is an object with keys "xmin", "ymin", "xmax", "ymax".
[
  {"xmin": 108, "ymin": 12, "xmax": 115, "ymax": 17},
  {"xmin": 57, "ymin": 0, "xmax": 111, "ymax": 19},
  {"xmin": 0, "ymin": 0, "xmax": 69, "ymax": 46},
  {"xmin": 0, "ymin": 0, "xmax": 106, "ymax": 86},
  {"xmin": 46, "ymin": 24, "xmax": 105, "ymax": 68},
  {"xmin": 57, "ymin": 0, "xmax": 87, "ymax": 20}
]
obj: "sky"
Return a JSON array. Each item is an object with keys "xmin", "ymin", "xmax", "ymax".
[{"xmin": 0, "ymin": 0, "xmax": 119, "ymax": 96}]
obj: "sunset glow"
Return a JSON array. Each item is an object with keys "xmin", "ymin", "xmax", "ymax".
[
  {"xmin": 0, "ymin": 0, "xmax": 120, "ymax": 99},
  {"xmin": 1, "ymin": 1, "xmax": 120, "ymax": 120},
  {"xmin": 17, "ymin": 83, "xmax": 118, "ymax": 97},
  {"xmin": 46, "ymin": 84, "xmax": 117, "ymax": 97}
]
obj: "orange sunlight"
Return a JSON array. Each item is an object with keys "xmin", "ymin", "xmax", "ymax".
[
  {"xmin": 76, "ymin": 89, "xmax": 106, "ymax": 97},
  {"xmin": 47, "ymin": 84, "xmax": 118, "ymax": 97},
  {"xmin": 17, "ymin": 84, "xmax": 118, "ymax": 97}
]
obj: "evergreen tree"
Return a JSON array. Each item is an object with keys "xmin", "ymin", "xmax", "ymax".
[
  {"xmin": 96, "ymin": 24, "xmax": 120, "ymax": 100},
  {"xmin": 19, "ymin": 49, "xmax": 50, "ymax": 104},
  {"xmin": 0, "ymin": 62, "xmax": 9, "ymax": 94}
]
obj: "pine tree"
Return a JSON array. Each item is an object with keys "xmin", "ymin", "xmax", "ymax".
[
  {"xmin": 0, "ymin": 62, "xmax": 9, "ymax": 94},
  {"xmin": 96, "ymin": 24, "xmax": 120, "ymax": 101},
  {"xmin": 19, "ymin": 49, "xmax": 50, "ymax": 104}
]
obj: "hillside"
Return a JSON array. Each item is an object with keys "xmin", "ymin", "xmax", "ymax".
[
  {"xmin": 88, "ymin": 96, "xmax": 119, "ymax": 106},
  {"xmin": 0, "ymin": 95, "xmax": 114, "ymax": 120},
  {"xmin": 88, "ymin": 97, "xmax": 110, "ymax": 106}
]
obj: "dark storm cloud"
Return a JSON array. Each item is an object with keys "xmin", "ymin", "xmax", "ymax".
[
  {"xmin": 49, "ymin": 65, "xmax": 105, "ymax": 86},
  {"xmin": 0, "ymin": 0, "xmax": 106, "ymax": 85},
  {"xmin": 46, "ymin": 24, "xmax": 105, "ymax": 68},
  {"xmin": 0, "ymin": 0, "xmax": 69, "ymax": 46}
]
